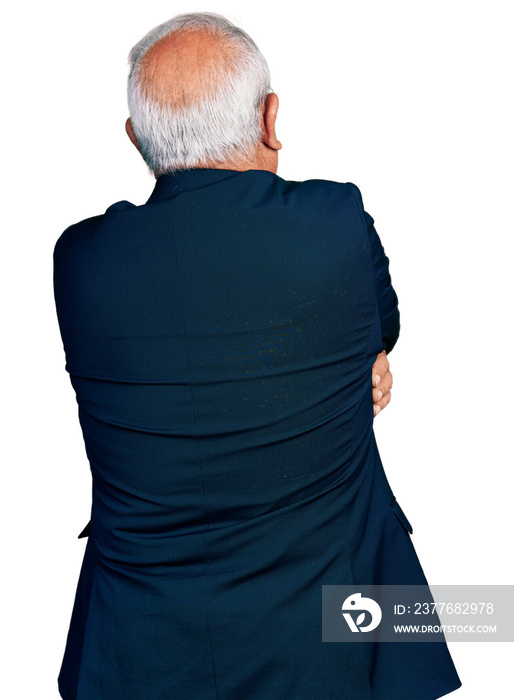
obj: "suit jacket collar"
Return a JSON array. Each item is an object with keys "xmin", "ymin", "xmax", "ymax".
[{"xmin": 146, "ymin": 169, "xmax": 245, "ymax": 203}]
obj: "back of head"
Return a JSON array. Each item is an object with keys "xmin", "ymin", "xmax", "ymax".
[{"xmin": 128, "ymin": 13, "xmax": 272, "ymax": 175}]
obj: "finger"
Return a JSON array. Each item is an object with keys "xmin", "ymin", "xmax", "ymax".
[
  {"xmin": 372, "ymin": 351, "xmax": 389, "ymax": 387},
  {"xmin": 373, "ymin": 390, "xmax": 392, "ymax": 416},
  {"xmin": 375, "ymin": 369, "xmax": 393, "ymax": 397}
]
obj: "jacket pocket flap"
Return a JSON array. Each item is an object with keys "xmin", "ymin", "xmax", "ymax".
[
  {"xmin": 390, "ymin": 498, "xmax": 413, "ymax": 534},
  {"xmin": 77, "ymin": 520, "xmax": 91, "ymax": 539}
]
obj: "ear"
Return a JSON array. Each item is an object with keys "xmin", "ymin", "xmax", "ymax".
[
  {"xmin": 125, "ymin": 117, "xmax": 142, "ymax": 154},
  {"xmin": 261, "ymin": 93, "xmax": 282, "ymax": 151}
]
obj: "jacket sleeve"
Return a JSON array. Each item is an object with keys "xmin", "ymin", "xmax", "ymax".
[{"xmin": 349, "ymin": 184, "xmax": 400, "ymax": 354}]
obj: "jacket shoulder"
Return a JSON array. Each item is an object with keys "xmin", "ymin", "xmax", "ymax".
[
  {"xmin": 279, "ymin": 176, "xmax": 363, "ymax": 204},
  {"xmin": 275, "ymin": 177, "xmax": 367, "ymax": 224},
  {"xmin": 54, "ymin": 200, "xmax": 136, "ymax": 258}
]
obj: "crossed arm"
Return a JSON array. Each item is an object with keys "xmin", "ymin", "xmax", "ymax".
[
  {"xmin": 372, "ymin": 350, "xmax": 393, "ymax": 417},
  {"xmin": 347, "ymin": 187, "xmax": 396, "ymax": 417}
]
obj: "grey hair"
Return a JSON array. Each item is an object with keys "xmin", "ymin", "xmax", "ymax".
[{"xmin": 127, "ymin": 13, "xmax": 272, "ymax": 175}]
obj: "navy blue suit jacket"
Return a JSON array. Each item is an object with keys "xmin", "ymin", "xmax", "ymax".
[{"xmin": 54, "ymin": 169, "xmax": 461, "ymax": 699}]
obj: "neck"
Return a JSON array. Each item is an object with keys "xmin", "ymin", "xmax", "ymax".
[
  {"xmin": 154, "ymin": 146, "xmax": 278, "ymax": 178},
  {"xmin": 200, "ymin": 143, "xmax": 278, "ymax": 174}
]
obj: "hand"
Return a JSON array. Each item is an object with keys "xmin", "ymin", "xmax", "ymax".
[{"xmin": 372, "ymin": 350, "xmax": 393, "ymax": 417}]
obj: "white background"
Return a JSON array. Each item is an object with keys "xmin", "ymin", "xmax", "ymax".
[{"xmin": 2, "ymin": 1, "xmax": 513, "ymax": 698}]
